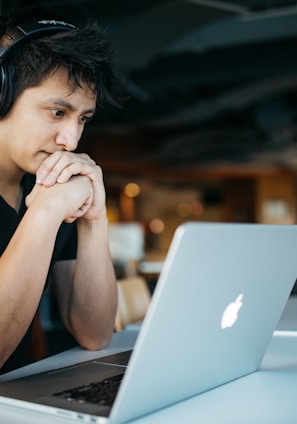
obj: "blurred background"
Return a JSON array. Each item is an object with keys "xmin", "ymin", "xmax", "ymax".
[
  {"xmin": 2, "ymin": 0, "xmax": 297, "ymax": 266},
  {"xmin": 2, "ymin": 0, "xmax": 297, "ymax": 355}
]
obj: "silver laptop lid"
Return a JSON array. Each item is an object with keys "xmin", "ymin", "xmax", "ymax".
[{"xmin": 111, "ymin": 222, "xmax": 297, "ymax": 423}]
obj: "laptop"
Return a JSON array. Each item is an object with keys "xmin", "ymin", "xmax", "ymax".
[{"xmin": 0, "ymin": 222, "xmax": 296, "ymax": 423}]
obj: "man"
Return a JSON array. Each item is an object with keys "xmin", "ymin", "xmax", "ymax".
[{"xmin": 0, "ymin": 7, "xmax": 121, "ymax": 373}]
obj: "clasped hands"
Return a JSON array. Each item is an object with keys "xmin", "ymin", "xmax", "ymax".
[{"xmin": 26, "ymin": 151, "xmax": 106, "ymax": 223}]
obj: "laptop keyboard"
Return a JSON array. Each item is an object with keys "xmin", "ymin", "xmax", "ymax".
[{"xmin": 53, "ymin": 373, "xmax": 124, "ymax": 407}]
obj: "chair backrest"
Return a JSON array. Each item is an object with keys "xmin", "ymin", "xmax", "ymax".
[{"xmin": 115, "ymin": 276, "xmax": 151, "ymax": 331}]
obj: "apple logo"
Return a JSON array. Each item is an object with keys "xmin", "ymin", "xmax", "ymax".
[{"xmin": 221, "ymin": 294, "xmax": 244, "ymax": 329}]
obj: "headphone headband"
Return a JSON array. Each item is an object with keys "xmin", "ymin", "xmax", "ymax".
[
  {"xmin": 0, "ymin": 19, "xmax": 76, "ymax": 62},
  {"xmin": 0, "ymin": 17, "xmax": 76, "ymax": 116}
]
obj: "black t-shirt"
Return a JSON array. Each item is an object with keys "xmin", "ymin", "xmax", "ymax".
[{"xmin": 0, "ymin": 173, "xmax": 77, "ymax": 373}]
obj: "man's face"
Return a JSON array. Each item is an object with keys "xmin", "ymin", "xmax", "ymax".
[{"xmin": 0, "ymin": 68, "xmax": 96, "ymax": 175}]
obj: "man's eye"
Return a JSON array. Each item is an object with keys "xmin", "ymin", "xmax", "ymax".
[
  {"xmin": 51, "ymin": 109, "xmax": 64, "ymax": 118},
  {"xmin": 80, "ymin": 115, "xmax": 93, "ymax": 124}
]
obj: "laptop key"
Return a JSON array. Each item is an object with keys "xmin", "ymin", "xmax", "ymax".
[{"xmin": 53, "ymin": 373, "xmax": 124, "ymax": 407}]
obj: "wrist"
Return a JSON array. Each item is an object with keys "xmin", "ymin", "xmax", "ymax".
[
  {"xmin": 25, "ymin": 201, "xmax": 63, "ymax": 234},
  {"xmin": 77, "ymin": 212, "xmax": 108, "ymax": 228}
]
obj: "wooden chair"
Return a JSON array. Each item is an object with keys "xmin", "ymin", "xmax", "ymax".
[{"xmin": 115, "ymin": 276, "xmax": 151, "ymax": 331}]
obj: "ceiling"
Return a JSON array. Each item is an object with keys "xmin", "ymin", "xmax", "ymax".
[{"xmin": 3, "ymin": 0, "xmax": 297, "ymax": 182}]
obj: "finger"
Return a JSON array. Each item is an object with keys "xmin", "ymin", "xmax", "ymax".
[
  {"xmin": 56, "ymin": 162, "xmax": 98, "ymax": 184},
  {"xmin": 36, "ymin": 152, "xmax": 69, "ymax": 185},
  {"xmin": 36, "ymin": 152, "xmax": 96, "ymax": 186},
  {"xmin": 64, "ymin": 202, "xmax": 92, "ymax": 223}
]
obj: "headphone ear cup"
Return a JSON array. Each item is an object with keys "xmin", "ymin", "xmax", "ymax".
[
  {"xmin": 0, "ymin": 21, "xmax": 75, "ymax": 118},
  {"xmin": 0, "ymin": 64, "xmax": 11, "ymax": 117}
]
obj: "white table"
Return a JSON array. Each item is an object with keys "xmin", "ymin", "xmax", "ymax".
[{"xmin": 0, "ymin": 297, "xmax": 297, "ymax": 423}]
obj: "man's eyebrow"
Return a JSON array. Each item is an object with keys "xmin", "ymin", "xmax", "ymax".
[{"xmin": 44, "ymin": 98, "xmax": 96, "ymax": 115}]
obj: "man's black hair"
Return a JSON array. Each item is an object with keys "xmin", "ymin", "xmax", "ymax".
[{"xmin": 0, "ymin": 6, "xmax": 123, "ymax": 117}]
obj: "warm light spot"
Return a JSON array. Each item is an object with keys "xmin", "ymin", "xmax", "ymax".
[
  {"xmin": 149, "ymin": 218, "xmax": 165, "ymax": 234},
  {"xmin": 191, "ymin": 200, "xmax": 204, "ymax": 216},
  {"xmin": 124, "ymin": 183, "xmax": 140, "ymax": 198},
  {"xmin": 176, "ymin": 202, "xmax": 191, "ymax": 217},
  {"xmin": 106, "ymin": 206, "xmax": 120, "ymax": 222}
]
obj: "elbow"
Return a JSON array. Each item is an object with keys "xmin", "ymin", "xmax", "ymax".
[
  {"xmin": 76, "ymin": 324, "xmax": 114, "ymax": 351},
  {"xmin": 79, "ymin": 333, "xmax": 112, "ymax": 351},
  {"xmin": 69, "ymin": 312, "xmax": 117, "ymax": 352}
]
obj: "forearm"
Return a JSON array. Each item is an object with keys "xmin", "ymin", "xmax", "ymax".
[
  {"xmin": 64, "ymin": 216, "xmax": 118, "ymax": 350},
  {"xmin": 0, "ymin": 204, "xmax": 62, "ymax": 367},
  {"xmin": 37, "ymin": 153, "xmax": 118, "ymax": 349}
]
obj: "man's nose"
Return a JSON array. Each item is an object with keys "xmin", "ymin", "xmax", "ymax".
[{"xmin": 55, "ymin": 123, "xmax": 81, "ymax": 151}]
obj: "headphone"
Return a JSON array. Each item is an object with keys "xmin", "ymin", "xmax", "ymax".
[{"xmin": 0, "ymin": 18, "xmax": 76, "ymax": 115}]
